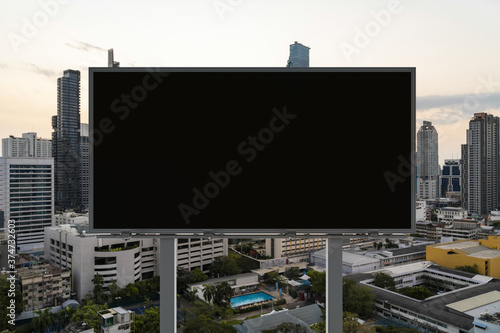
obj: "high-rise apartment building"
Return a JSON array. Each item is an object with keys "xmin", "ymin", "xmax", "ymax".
[
  {"xmin": 80, "ymin": 123, "xmax": 89, "ymax": 209},
  {"xmin": 52, "ymin": 69, "xmax": 81, "ymax": 211},
  {"xmin": 0, "ymin": 157, "xmax": 54, "ymax": 252},
  {"xmin": 462, "ymin": 113, "xmax": 500, "ymax": 216},
  {"xmin": 2, "ymin": 132, "xmax": 51, "ymax": 158},
  {"xmin": 440, "ymin": 159, "xmax": 461, "ymax": 199},
  {"xmin": 286, "ymin": 41, "xmax": 310, "ymax": 67},
  {"xmin": 417, "ymin": 121, "xmax": 439, "ymax": 199}
]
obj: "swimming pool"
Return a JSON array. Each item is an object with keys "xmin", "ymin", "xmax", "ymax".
[{"xmin": 230, "ymin": 291, "xmax": 275, "ymax": 308}]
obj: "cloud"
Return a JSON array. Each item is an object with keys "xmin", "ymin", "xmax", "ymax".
[
  {"xmin": 29, "ymin": 64, "xmax": 57, "ymax": 78},
  {"xmin": 66, "ymin": 40, "xmax": 106, "ymax": 52},
  {"xmin": 416, "ymin": 92, "xmax": 500, "ymax": 126}
]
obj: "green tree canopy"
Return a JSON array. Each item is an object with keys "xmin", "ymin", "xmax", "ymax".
[
  {"xmin": 372, "ymin": 272, "xmax": 396, "ymax": 291},
  {"xmin": 343, "ymin": 278, "xmax": 375, "ymax": 317},
  {"xmin": 71, "ymin": 301, "xmax": 108, "ymax": 332},
  {"xmin": 399, "ymin": 286, "xmax": 432, "ymax": 300},
  {"xmin": 192, "ymin": 267, "xmax": 208, "ymax": 282},
  {"xmin": 210, "ymin": 256, "xmax": 240, "ymax": 277},
  {"xmin": 308, "ymin": 270, "xmax": 326, "ymax": 296},
  {"xmin": 32, "ymin": 307, "xmax": 53, "ymax": 333}
]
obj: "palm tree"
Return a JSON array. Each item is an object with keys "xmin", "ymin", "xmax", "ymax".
[
  {"xmin": 202, "ymin": 284, "xmax": 217, "ymax": 304},
  {"xmin": 214, "ymin": 282, "xmax": 234, "ymax": 308},
  {"xmin": 33, "ymin": 307, "xmax": 53, "ymax": 333}
]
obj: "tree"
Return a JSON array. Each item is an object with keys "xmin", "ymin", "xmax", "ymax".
[
  {"xmin": 399, "ymin": 286, "xmax": 431, "ymax": 300},
  {"xmin": 183, "ymin": 314, "xmax": 236, "ymax": 332},
  {"xmin": 372, "ymin": 272, "xmax": 396, "ymax": 291},
  {"xmin": 343, "ymin": 278, "xmax": 375, "ymax": 317},
  {"xmin": 265, "ymin": 271, "xmax": 288, "ymax": 289},
  {"xmin": 262, "ymin": 322, "xmax": 308, "ymax": 333},
  {"xmin": 343, "ymin": 312, "xmax": 376, "ymax": 333},
  {"xmin": 72, "ymin": 301, "xmax": 108, "ymax": 332},
  {"xmin": 125, "ymin": 283, "xmax": 140, "ymax": 298},
  {"xmin": 108, "ymin": 279, "xmax": 120, "ymax": 302},
  {"xmin": 210, "ymin": 256, "xmax": 240, "ymax": 277},
  {"xmin": 52, "ymin": 306, "xmax": 75, "ymax": 332},
  {"xmin": 455, "ymin": 263, "xmax": 479, "ymax": 274},
  {"xmin": 0, "ymin": 275, "xmax": 25, "ymax": 332},
  {"xmin": 308, "ymin": 270, "xmax": 326, "ymax": 296},
  {"xmin": 91, "ymin": 273, "xmax": 106, "ymax": 304},
  {"xmin": 192, "ymin": 267, "xmax": 208, "ymax": 282},
  {"xmin": 236, "ymin": 255, "xmax": 259, "ymax": 273},
  {"xmin": 213, "ymin": 282, "xmax": 234, "ymax": 308},
  {"xmin": 142, "ymin": 306, "xmax": 160, "ymax": 333},
  {"xmin": 32, "ymin": 307, "xmax": 53, "ymax": 333},
  {"xmin": 203, "ymin": 284, "xmax": 217, "ymax": 304},
  {"xmin": 135, "ymin": 280, "xmax": 148, "ymax": 294},
  {"xmin": 178, "ymin": 267, "xmax": 195, "ymax": 292}
]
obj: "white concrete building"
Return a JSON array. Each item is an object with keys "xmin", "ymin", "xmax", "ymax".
[
  {"xmin": 0, "ymin": 157, "xmax": 54, "ymax": 252},
  {"xmin": 44, "ymin": 224, "xmax": 158, "ymax": 302},
  {"xmin": 310, "ymin": 249, "xmax": 381, "ymax": 274},
  {"xmin": 436, "ymin": 207, "xmax": 468, "ymax": 224},
  {"xmin": 53, "ymin": 211, "xmax": 88, "ymax": 226},
  {"xmin": 177, "ymin": 238, "xmax": 228, "ymax": 273},
  {"xmin": 98, "ymin": 307, "xmax": 135, "ymax": 333},
  {"xmin": 416, "ymin": 200, "xmax": 427, "ymax": 222},
  {"xmin": 2, "ymin": 132, "xmax": 52, "ymax": 158}
]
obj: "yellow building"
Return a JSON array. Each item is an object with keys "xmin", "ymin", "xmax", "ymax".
[{"xmin": 426, "ymin": 236, "xmax": 500, "ymax": 279}]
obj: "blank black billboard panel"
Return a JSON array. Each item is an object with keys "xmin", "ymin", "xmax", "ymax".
[{"xmin": 90, "ymin": 68, "xmax": 415, "ymax": 235}]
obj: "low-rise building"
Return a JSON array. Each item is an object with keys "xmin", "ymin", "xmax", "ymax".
[
  {"xmin": 187, "ymin": 272, "xmax": 260, "ymax": 301},
  {"xmin": 436, "ymin": 219, "xmax": 480, "ymax": 241},
  {"xmin": 16, "ymin": 262, "xmax": 70, "ymax": 311},
  {"xmin": 346, "ymin": 261, "xmax": 500, "ymax": 332},
  {"xmin": 310, "ymin": 249, "xmax": 381, "ymax": 274},
  {"xmin": 233, "ymin": 304, "xmax": 323, "ymax": 333},
  {"xmin": 265, "ymin": 238, "xmax": 327, "ymax": 262},
  {"xmin": 436, "ymin": 207, "xmax": 468, "ymax": 224},
  {"xmin": 44, "ymin": 224, "xmax": 158, "ymax": 302},
  {"xmin": 426, "ymin": 236, "xmax": 500, "ymax": 279},
  {"xmin": 97, "ymin": 307, "xmax": 135, "ymax": 333}
]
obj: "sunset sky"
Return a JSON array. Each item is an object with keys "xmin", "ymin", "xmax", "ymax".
[{"xmin": 1, "ymin": 0, "xmax": 499, "ymax": 164}]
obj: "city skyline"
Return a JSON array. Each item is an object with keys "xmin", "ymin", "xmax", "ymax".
[{"xmin": 0, "ymin": 0, "xmax": 499, "ymax": 165}]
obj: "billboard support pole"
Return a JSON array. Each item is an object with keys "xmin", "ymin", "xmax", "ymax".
[
  {"xmin": 160, "ymin": 237, "xmax": 177, "ymax": 333},
  {"xmin": 327, "ymin": 236, "xmax": 343, "ymax": 333}
]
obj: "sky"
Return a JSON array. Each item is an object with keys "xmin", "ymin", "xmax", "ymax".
[{"xmin": 0, "ymin": 0, "xmax": 499, "ymax": 165}]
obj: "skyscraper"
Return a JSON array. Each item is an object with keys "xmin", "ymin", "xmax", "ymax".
[
  {"xmin": 0, "ymin": 157, "xmax": 54, "ymax": 252},
  {"xmin": 286, "ymin": 41, "xmax": 310, "ymax": 67},
  {"xmin": 52, "ymin": 69, "xmax": 81, "ymax": 211},
  {"xmin": 80, "ymin": 123, "xmax": 89, "ymax": 209},
  {"xmin": 417, "ymin": 121, "xmax": 439, "ymax": 200},
  {"xmin": 440, "ymin": 159, "xmax": 461, "ymax": 199},
  {"xmin": 462, "ymin": 113, "xmax": 500, "ymax": 216}
]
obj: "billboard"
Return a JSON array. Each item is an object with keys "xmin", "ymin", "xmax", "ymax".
[{"xmin": 90, "ymin": 68, "xmax": 415, "ymax": 236}]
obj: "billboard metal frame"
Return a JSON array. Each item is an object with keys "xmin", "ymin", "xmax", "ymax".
[{"xmin": 89, "ymin": 67, "xmax": 416, "ymax": 238}]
